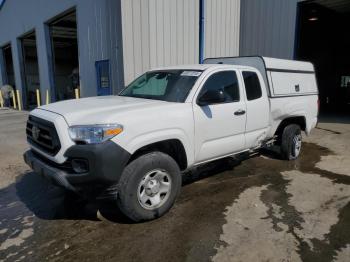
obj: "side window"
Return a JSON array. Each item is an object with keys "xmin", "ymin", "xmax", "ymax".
[
  {"xmin": 242, "ymin": 71, "xmax": 262, "ymax": 101},
  {"xmin": 199, "ymin": 71, "xmax": 240, "ymax": 103}
]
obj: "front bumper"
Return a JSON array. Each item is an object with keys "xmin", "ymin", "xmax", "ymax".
[
  {"xmin": 23, "ymin": 141, "xmax": 131, "ymax": 195},
  {"xmin": 24, "ymin": 150, "xmax": 77, "ymax": 191}
]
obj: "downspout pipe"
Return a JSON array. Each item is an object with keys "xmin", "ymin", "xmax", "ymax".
[{"xmin": 199, "ymin": 0, "xmax": 205, "ymax": 64}]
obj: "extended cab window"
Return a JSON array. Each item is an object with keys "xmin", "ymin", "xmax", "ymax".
[
  {"xmin": 242, "ymin": 71, "xmax": 262, "ymax": 101},
  {"xmin": 199, "ymin": 71, "xmax": 240, "ymax": 103},
  {"xmin": 119, "ymin": 70, "xmax": 201, "ymax": 102}
]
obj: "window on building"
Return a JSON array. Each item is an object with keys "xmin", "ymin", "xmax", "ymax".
[
  {"xmin": 242, "ymin": 71, "xmax": 262, "ymax": 101},
  {"xmin": 199, "ymin": 71, "xmax": 240, "ymax": 103}
]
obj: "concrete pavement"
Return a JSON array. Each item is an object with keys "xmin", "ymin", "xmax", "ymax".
[{"xmin": 0, "ymin": 109, "xmax": 349, "ymax": 262}]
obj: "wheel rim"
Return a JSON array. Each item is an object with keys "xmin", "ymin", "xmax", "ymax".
[
  {"xmin": 137, "ymin": 169, "xmax": 172, "ymax": 210},
  {"xmin": 293, "ymin": 134, "xmax": 302, "ymax": 157}
]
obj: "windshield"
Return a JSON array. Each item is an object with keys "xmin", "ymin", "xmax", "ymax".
[{"xmin": 119, "ymin": 70, "xmax": 202, "ymax": 102}]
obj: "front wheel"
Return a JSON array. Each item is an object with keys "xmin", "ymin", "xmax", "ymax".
[
  {"xmin": 117, "ymin": 152, "xmax": 182, "ymax": 222},
  {"xmin": 280, "ymin": 124, "xmax": 302, "ymax": 160}
]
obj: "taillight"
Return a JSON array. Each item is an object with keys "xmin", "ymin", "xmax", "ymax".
[{"xmin": 317, "ymin": 98, "xmax": 320, "ymax": 115}]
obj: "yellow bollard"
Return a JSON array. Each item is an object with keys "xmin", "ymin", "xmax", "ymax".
[
  {"xmin": 75, "ymin": 88, "xmax": 80, "ymax": 99},
  {"xmin": 36, "ymin": 89, "xmax": 41, "ymax": 107},
  {"xmin": 46, "ymin": 89, "xmax": 50, "ymax": 105},
  {"xmin": 16, "ymin": 90, "xmax": 22, "ymax": 111},
  {"xmin": 11, "ymin": 90, "xmax": 17, "ymax": 109},
  {"xmin": 0, "ymin": 91, "xmax": 3, "ymax": 108}
]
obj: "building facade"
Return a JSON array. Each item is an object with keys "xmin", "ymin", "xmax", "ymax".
[
  {"xmin": 0, "ymin": 0, "xmax": 349, "ymax": 111},
  {"xmin": 0, "ymin": 0, "xmax": 124, "ymax": 109}
]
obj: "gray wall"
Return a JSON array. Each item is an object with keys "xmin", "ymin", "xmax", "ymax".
[
  {"xmin": 240, "ymin": 0, "xmax": 299, "ymax": 59},
  {"xmin": 121, "ymin": 0, "xmax": 200, "ymax": 85},
  {"xmin": 204, "ymin": 0, "xmax": 241, "ymax": 59},
  {"xmin": 0, "ymin": 0, "xmax": 124, "ymax": 107}
]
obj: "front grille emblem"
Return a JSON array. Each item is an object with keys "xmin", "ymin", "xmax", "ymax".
[{"xmin": 32, "ymin": 126, "xmax": 40, "ymax": 141}]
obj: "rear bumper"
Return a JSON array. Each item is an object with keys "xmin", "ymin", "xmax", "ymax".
[{"xmin": 23, "ymin": 141, "xmax": 131, "ymax": 195}]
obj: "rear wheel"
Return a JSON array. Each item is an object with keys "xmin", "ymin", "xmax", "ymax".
[
  {"xmin": 117, "ymin": 152, "xmax": 182, "ymax": 222},
  {"xmin": 280, "ymin": 124, "xmax": 302, "ymax": 160}
]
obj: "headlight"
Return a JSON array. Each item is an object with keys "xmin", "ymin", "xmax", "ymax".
[{"xmin": 68, "ymin": 124, "xmax": 123, "ymax": 144}]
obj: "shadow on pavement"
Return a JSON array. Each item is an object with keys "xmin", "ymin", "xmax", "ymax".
[
  {"xmin": 10, "ymin": 145, "xmax": 285, "ymax": 224},
  {"xmin": 11, "ymin": 156, "xmax": 247, "ymax": 224}
]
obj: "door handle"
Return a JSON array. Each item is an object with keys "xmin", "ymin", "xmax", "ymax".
[{"xmin": 234, "ymin": 109, "xmax": 246, "ymax": 116}]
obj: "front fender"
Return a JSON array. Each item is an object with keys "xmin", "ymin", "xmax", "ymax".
[{"xmin": 112, "ymin": 128, "xmax": 195, "ymax": 167}]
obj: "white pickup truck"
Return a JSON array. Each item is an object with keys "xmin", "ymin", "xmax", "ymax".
[{"xmin": 24, "ymin": 56, "xmax": 319, "ymax": 221}]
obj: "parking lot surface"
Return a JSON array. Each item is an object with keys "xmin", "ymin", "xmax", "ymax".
[{"xmin": 0, "ymin": 109, "xmax": 349, "ymax": 262}]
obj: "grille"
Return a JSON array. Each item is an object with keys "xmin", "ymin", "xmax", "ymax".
[{"xmin": 26, "ymin": 116, "xmax": 61, "ymax": 156}]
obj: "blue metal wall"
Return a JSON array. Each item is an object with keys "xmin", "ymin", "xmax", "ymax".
[{"xmin": 0, "ymin": 0, "xmax": 124, "ymax": 105}]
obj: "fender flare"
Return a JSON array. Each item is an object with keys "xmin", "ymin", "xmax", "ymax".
[{"xmin": 121, "ymin": 129, "xmax": 194, "ymax": 167}]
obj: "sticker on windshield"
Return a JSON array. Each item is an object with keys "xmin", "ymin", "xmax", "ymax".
[{"xmin": 181, "ymin": 71, "xmax": 202, "ymax": 77}]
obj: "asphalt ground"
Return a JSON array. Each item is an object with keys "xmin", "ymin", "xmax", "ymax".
[{"xmin": 0, "ymin": 108, "xmax": 349, "ymax": 262}]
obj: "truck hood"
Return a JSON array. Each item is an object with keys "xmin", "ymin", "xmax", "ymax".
[{"xmin": 37, "ymin": 96, "xmax": 171, "ymax": 125}]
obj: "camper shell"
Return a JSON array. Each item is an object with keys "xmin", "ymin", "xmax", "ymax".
[{"xmin": 204, "ymin": 56, "xmax": 318, "ymax": 97}]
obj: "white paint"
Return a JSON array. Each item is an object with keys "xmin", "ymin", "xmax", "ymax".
[
  {"xmin": 30, "ymin": 109, "xmax": 75, "ymax": 164},
  {"xmin": 263, "ymin": 57, "xmax": 315, "ymax": 72},
  {"xmin": 239, "ymin": 68, "xmax": 270, "ymax": 148},
  {"xmin": 192, "ymin": 68, "xmax": 247, "ymax": 162},
  {"xmin": 28, "ymin": 60, "xmax": 318, "ymax": 168},
  {"xmin": 271, "ymin": 72, "xmax": 317, "ymax": 96}
]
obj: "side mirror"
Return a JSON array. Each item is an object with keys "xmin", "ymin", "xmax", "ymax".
[{"xmin": 198, "ymin": 89, "xmax": 225, "ymax": 106}]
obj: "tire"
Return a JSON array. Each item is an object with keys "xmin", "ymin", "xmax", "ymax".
[
  {"xmin": 280, "ymin": 124, "xmax": 302, "ymax": 160},
  {"xmin": 117, "ymin": 151, "xmax": 182, "ymax": 222}
]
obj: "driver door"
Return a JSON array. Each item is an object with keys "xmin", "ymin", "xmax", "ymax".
[{"xmin": 193, "ymin": 70, "xmax": 247, "ymax": 163}]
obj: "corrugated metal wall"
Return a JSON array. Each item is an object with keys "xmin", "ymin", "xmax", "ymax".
[
  {"xmin": 77, "ymin": 0, "xmax": 124, "ymax": 96},
  {"xmin": 121, "ymin": 0, "xmax": 199, "ymax": 85},
  {"xmin": 240, "ymin": 0, "xmax": 299, "ymax": 59},
  {"xmin": 204, "ymin": 0, "xmax": 241, "ymax": 59}
]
